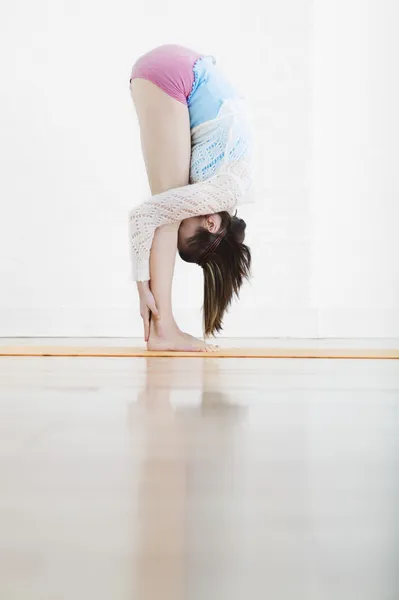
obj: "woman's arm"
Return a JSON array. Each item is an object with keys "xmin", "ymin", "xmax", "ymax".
[{"xmin": 129, "ymin": 171, "xmax": 242, "ymax": 282}]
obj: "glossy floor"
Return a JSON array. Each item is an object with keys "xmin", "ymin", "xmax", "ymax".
[{"xmin": 0, "ymin": 356, "xmax": 398, "ymax": 599}]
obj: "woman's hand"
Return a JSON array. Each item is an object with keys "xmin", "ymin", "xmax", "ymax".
[{"xmin": 136, "ymin": 281, "xmax": 159, "ymax": 342}]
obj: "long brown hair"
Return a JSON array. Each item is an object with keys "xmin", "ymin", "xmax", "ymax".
[{"xmin": 179, "ymin": 212, "xmax": 251, "ymax": 335}]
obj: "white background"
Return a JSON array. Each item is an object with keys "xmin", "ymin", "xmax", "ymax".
[{"xmin": 0, "ymin": 0, "xmax": 398, "ymax": 338}]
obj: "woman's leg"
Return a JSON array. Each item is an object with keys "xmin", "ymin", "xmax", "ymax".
[{"xmin": 130, "ymin": 79, "xmax": 210, "ymax": 351}]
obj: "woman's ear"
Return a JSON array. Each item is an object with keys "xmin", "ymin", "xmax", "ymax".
[{"xmin": 205, "ymin": 214, "xmax": 222, "ymax": 233}]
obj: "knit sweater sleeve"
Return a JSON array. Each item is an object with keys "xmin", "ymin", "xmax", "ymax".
[{"xmin": 129, "ymin": 172, "xmax": 242, "ymax": 282}]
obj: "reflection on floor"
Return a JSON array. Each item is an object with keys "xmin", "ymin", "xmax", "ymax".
[{"xmin": 0, "ymin": 356, "xmax": 398, "ymax": 599}]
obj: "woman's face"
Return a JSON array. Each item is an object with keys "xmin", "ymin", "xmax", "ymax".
[{"xmin": 177, "ymin": 214, "xmax": 222, "ymax": 250}]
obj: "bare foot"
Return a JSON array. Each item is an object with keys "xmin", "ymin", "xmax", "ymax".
[
  {"xmin": 147, "ymin": 320, "xmax": 215, "ymax": 352},
  {"xmin": 162, "ymin": 318, "xmax": 218, "ymax": 352},
  {"xmin": 179, "ymin": 330, "xmax": 218, "ymax": 352}
]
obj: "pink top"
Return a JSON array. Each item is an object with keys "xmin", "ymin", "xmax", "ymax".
[{"xmin": 130, "ymin": 44, "xmax": 202, "ymax": 105}]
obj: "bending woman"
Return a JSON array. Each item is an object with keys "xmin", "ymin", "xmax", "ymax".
[{"xmin": 129, "ymin": 45, "xmax": 253, "ymax": 351}]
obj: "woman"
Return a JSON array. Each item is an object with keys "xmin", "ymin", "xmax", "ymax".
[{"xmin": 129, "ymin": 45, "xmax": 253, "ymax": 351}]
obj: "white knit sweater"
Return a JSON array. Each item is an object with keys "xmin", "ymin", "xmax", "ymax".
[{"xmin": 129, "ymin": 100, "xmax": 253, "ymax": 281}]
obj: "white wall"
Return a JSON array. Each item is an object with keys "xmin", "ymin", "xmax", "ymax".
[
  {"xmin": 0, "ymin": 0, "xmax": 397, "ymax": 338},
  {"xmin": 311, "ymin": 0, "xmax": 399, "ymax": 337}
]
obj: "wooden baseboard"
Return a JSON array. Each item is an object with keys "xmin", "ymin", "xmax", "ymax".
[{"xmin": 1, "ymin": 346, "xmax": 399, "ymax": 359}]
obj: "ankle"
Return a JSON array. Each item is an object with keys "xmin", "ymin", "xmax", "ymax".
[{"xmin": 150, "ymin": 317, "xmax": 178, "ymax": 338}]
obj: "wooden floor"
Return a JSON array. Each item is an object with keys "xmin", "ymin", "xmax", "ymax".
[{"xmin": 0, "ymin": 355, "xmax": 398, "ymax": 599}]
